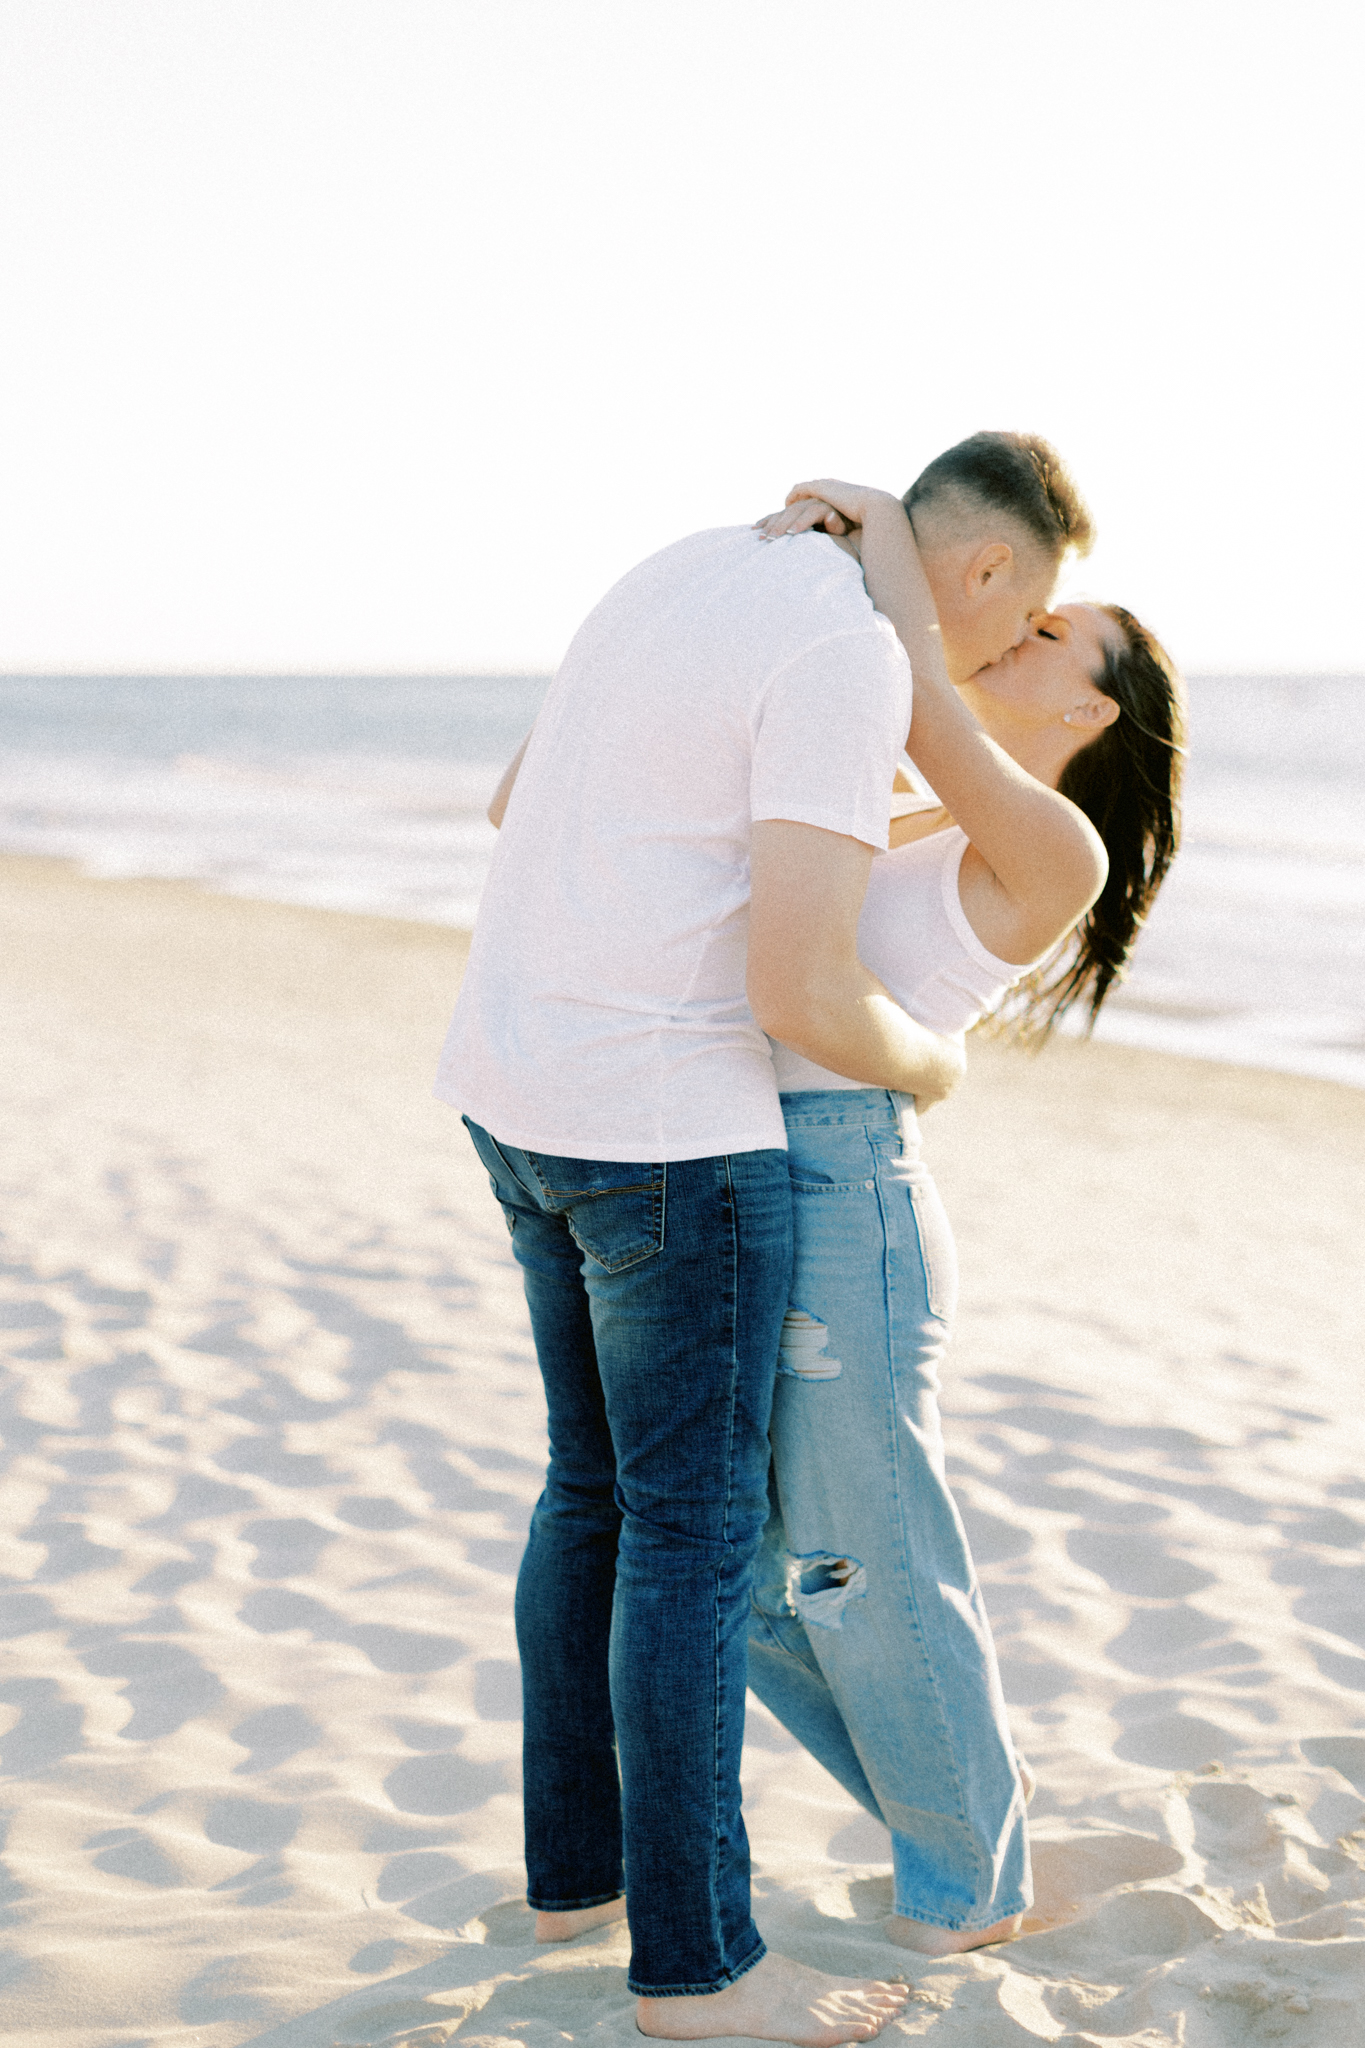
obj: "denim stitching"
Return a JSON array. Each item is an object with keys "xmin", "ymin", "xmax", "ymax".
[
  {"xmin": 788, "ymin": 1180, "xmax": 876, "ymax": 1194},
  {"xmin": 870, "ymin": 1127, "xmax": 987, "ymax": 1913},
  {"xmin": 556, "ymin": 1172, "xmax": 667, "ymax": 1274},
  {"xmin": 711, "ymin": 1152, "xmax": 738, "ymax": 1984},
  {"xmin": 905, "ymin": 1176, "xmax": 952, "ymax": 1330},
  {"xmin": 523, "ymin": 1154, "xmax": 664, "ymax": 1199}
]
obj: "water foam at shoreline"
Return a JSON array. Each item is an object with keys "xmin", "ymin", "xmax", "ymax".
[{"xmin": 2, "ymin": 671, "xmax": 1362, "ymax": 1087}]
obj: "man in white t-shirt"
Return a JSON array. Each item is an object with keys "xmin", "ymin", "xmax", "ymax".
[{"xmin": 435, "ymin": 433, "xmax": 1079, "ymax": 2043}]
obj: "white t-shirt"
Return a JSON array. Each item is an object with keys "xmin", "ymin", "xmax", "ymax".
[
  {"xmin": 769, "ymin": 825, "xmax": 1035, "ymax": 1091},
  {"xmin": 434, "ymin": 527, "xmax": 912, "ymax": 1161}
]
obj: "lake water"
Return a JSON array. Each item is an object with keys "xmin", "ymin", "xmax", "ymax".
[{"xmin": 2, "ymin": 671, "xmax": 1362, "ymax": 1089}]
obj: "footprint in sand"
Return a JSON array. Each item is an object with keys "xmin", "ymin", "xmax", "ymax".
[
  {"xmin": 1022, "ymin": 1884, "xmax": 1226, "ymax": 1971},
  {"xmin": 1067, "ymin": 1527, "xmax": 1216, "ymax": 1600},
  {"xmin": 1112, "ymin": 1698, "xmax": 1243, "ymax": 1771},
  {"xmin": 229, "ymin": 1701, "xmax": 321, "ymax": 1774},
  {"xmin": 203, "ymin": 1795, "xmax": 303, "ymax": 1854},
  {"xmin": 325, "ymin": 2001, "xmax": 471, "ymax": 2047},
  {"xmin": 1027, "ymin": 1829, "xmax": 1185, "ymax": 1925},
  {"xmin": 375, "ymin": 1851, "xmax": 466, "ymax": 1903},
  {"xmin": 383, "ymin": 1750, "xmax": 511, "ymax": 1817},
  {"xmin": 336, "ymin": 1494, "xmax": 421, "ymax": 1531},
  {"xmin": 0, "ymin": 1676, "xmax": 84, "ymax": 1776},
  {"xmin": 846, "ymin": 1873, "xmax": 895, "ymax": 1919},
  {"xmin": 472, "ymin": 1898, "xmax": 541, "ymax": 1945},
  {"xmin": 86, "ymin": 1825, "xmax": 183, "ymax": 1888},
  {"xmin": 845, "ymin": 1832, "xmax": 1185, "ymax": 1939},
  {"xmin": 1302, "ymin": 1734, "xmax": 1365, "ymax": 1796},
  {"xmin": 473, "ymin": 1657, "xmax": 523, "ymax": 1720},
  {"xmin": 243, "ymin": 1515, "xmax": 334, "ymax": 1577},
  {"xmin": 1184, "ymin": 1776, "xmax": 1363, "ymax": 1923}
]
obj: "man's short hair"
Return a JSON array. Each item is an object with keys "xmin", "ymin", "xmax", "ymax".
[{"xmin": 904, "ymin": 431, "xmax": 1094, "ymax": 561}]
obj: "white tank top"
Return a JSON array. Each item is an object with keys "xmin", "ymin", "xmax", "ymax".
[{"xmin": 769, "ymin": 825, "xmax": 1034, "ymax": 1092}]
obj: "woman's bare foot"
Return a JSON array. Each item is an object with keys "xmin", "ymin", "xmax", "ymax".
[
  {"xmin": 884, "ymin": 1756, "xmax": 1033, "ymax": 1954},
  {"xmin": 637, "ymin": 1951, "xmax": 909, "ymax": 2045},
  {"xmin": 536, "ymin": 1895, "xmax": 628, "ymax": 1942},
  {"xmin": 885, "ymin": 1910, "xmax": 1022, "ymax": 1956}
]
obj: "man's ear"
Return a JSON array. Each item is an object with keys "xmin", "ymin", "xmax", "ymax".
[{"xmin": 966, "ymin": 541, "xmax": 1014, "ymax": 593}]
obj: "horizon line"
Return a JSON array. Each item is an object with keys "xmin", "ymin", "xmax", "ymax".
[{"xmin": 3, "ymin": 666, "xmax": 1365, "ymax": 684}]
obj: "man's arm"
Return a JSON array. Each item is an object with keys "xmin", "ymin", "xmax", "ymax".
[{"xmin": 747, "ymin": 820, "xmax": 965, "ymax": 1109}]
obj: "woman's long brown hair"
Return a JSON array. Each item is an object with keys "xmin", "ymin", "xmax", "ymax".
[{"xmin": 994, "ymin": 605, "xmax": 1187, "ymax": 1040}]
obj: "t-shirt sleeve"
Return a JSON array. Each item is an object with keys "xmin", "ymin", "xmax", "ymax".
[{"xmin": 750, "ymin": 623, "xmax": 913, "ymax": 850}]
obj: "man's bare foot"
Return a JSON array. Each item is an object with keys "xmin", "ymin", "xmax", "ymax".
[
  {"xmin": 885, "ymin": 1911, "xmax": 1022, "ymax": 1956},
  {"xmin": 536, "ymin": 1895, "xmax": 628, "ymax": 1942},
  {"xmin": 637, "ymin": 1950, "xmax": 909, "ymax": 2045},
  {"xmin": 1018, "ymin": 1755, "xmax": 1037, "ymax": 1804}
]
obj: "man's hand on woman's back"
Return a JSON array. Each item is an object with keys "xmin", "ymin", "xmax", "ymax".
[{"xmin": 748, "ymin": 820, "xmax": 964, "ymax": 1110}]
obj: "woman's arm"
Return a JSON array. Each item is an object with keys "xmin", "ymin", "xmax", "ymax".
[
  {"xmin": 488, "ymin": 731, "xmax": 532, "ymax": 828},
  {"xmin": 771, "ymin": 482, "xmax": 1106, "ymax": 964}
]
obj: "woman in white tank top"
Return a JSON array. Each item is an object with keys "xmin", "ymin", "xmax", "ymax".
[{"xmin": 746, "ymin": 481, "xmax": 1186, "ymax": 1956}]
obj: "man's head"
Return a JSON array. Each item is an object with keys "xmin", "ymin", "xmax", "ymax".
[{"xmin": 904, "ymin": 431, "xmax": 1094, "ymax": 684}]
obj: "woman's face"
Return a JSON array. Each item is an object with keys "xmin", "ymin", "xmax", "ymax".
[{"xmin": 957, "ymin": 602, "xmax": 1123, "ymax": 742}]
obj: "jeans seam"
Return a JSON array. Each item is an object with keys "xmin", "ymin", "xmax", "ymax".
[
  {"xmin": 871, "ymin": 1135, "xmax": 986, "ymax": 1910},
  {"xmin": 749, "ymin": 1593, "xmax": 824, "ymax": 1678},
  {"xmin": 524, "ymin": 1154, "xmax": 663, "ymax": 1198},
  {"xmin": 483, "ymin": 1129, "xmax": 537, "ymax": 1202},
  {"xmin": 711, "ymin": 1151, "xmax": 738, "ymax": 1980},
  {"xmin": 905, "ymin": 1175, "xmax": 949, "ymax": 1325}
]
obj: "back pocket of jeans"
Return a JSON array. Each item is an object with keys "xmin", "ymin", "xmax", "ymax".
[{"xmin": 523, "ymin": 1154, "xmax": 666, "ymax": 1273}]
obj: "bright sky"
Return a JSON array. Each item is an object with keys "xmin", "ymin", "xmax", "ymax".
[{"xmin": 0, "ymin": 1, "xmax": 1361, "ymax": 675}]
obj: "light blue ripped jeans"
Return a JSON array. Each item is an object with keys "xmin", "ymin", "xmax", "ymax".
[{"xmin": 747, "ymin": 1088, "xmax": 1030, "ymax": 1930}]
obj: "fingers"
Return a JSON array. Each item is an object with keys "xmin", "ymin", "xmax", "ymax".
[
  {"xmin": 783, "ymin": 477, "xmax": 887, "ymax": 531},
  {"xmin": 753, "ymin": 499, "xmax": 848, "ymax": 540},
  {"xmin": 755, "ymin": 503, "xmax": 813, "ymax": 536},
  {"xmin": 785, "ymin": 478, "xmax": 856, "ymax": 511}
]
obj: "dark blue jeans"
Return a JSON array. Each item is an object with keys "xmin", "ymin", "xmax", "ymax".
[{"xmin": 463, "ymin": 1121, "xmax": 792, "ymax": 1997}]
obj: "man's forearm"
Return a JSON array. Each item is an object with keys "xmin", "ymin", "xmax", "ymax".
[{"xmin": 765, "ymin": 963, "xmax": 964, "ymax": 1108}]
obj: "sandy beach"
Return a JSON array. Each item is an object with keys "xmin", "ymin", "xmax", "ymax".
[{"xmin": 3, "ymin": 851, "xmax": 1364, "ymax": 2048}]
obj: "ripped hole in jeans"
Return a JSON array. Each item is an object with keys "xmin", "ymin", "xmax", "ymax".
[
  {"xmin": 785, "ymin": 1550, "xmax": 867, "ymax": 1631},
  {"xmin": 778, "ymin": 1309, "xmax": 842, "ymax": 1380}
]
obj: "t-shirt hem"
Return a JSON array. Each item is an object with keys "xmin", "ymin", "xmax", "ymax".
[
  {"xmin": 433, "ymin": 1085, "xmax": 789, "ymax": 1163},
  {"xmin": 750, "ymin": 801, "xmax": 889, "ymax": 851}
]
